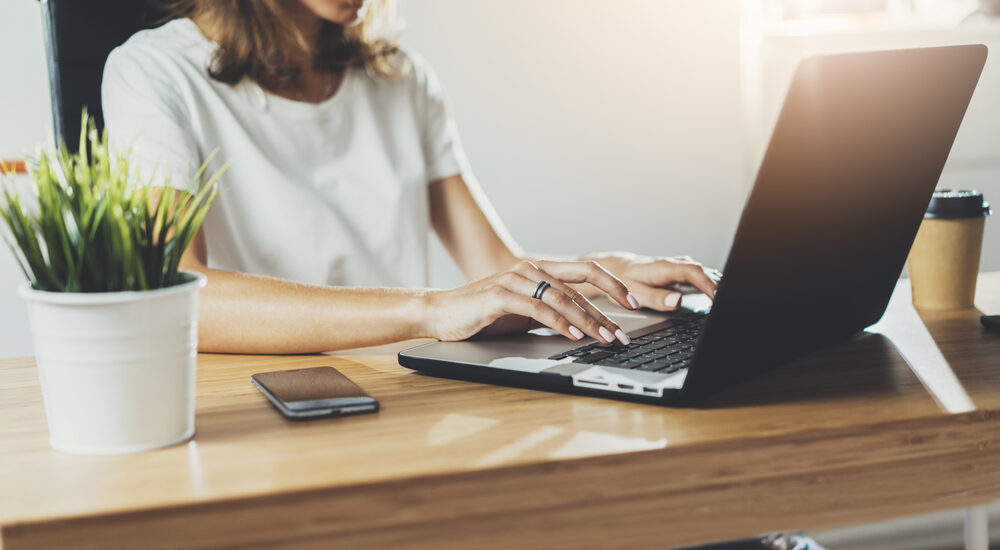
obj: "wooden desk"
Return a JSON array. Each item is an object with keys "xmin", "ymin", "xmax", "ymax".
[{"xmin": 2, "ymin": 274, "xmax": 1000, "ymax": 550}]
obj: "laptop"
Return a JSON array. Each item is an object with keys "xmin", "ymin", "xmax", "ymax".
[{"xmin": 399, "ymin": 45, "xmax": 988, "ymax": 406}]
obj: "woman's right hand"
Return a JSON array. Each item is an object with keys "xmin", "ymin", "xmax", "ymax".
[{"xmin": 423, "ymin": 260, "xmax": 640, "ymax": 345}]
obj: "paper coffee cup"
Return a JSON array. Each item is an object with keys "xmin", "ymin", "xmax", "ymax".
[{"xmin": 908, "ymin": 189, "xmax": 991, "ymax": 310}]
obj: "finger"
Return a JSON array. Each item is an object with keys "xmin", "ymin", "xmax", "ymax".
[
  {"xmin": 541, "ymin": 282, "xmax": 623, "ymax": 345},
  {"xmin": 665, "ymin": 258, "xmax": 718, "ymax": 297},
  {"xmin": 498, "ymin": 270, "xmax": 618, "ymax": 344},
  {"xmin": 532, "ymin": 259, "xmax": 637, "ymax": 311},
  {"xmin": 513, "ymin": 262, "xmax": 626, "ymax": 344},
  {"xmin": 490, "ymin": 286, "xmax": 585, "ymax": 342},
  {"xmin": 634, "ymin": 259, "xmax": 718, "ymax": 299},
  {"xmin": 679, "ymin": 264, "xmax": 718, "ymax": 298},
  {"xmin": 629, "ymin": 281, "xmax": 684, "ymax": 312}
]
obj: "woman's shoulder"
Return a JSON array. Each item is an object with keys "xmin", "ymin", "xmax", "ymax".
[
  {"xmin": 394, "ymin": 47, "xmax": 441, "ymax": 85},
  {"xmin": 358, "ymin": 46, "xmax": 447, "ymax": 103},
  {"xmin": 105, "ymin": 19, "xmax": 212, "ymax": 84},
  {"xmin": 102, "ymin": 18, "xmax": 219, "ymax": 123}
]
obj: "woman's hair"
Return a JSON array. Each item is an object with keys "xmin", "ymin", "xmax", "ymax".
[{"xmin": 164, "ymin": 0, "xmax": 401, "ymax": 90}]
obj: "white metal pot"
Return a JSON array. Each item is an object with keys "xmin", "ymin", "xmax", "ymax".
[{"xmin": 19, "ymin": 271, "xmax": 206, "ymax": 455}]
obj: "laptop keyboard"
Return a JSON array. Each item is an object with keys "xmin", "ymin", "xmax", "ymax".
[{"xmin": 547, "ymin": 315, "xmax": 707, "ymax": 374}]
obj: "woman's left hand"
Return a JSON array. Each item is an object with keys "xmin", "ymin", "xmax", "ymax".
[{"xmin": 585, "ymin": 252, "xmax": 721, "ymax": 312}]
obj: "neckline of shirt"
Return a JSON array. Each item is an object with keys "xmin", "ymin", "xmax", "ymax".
[
  {"xmin": 253, "ymin": 69, "xmax": 357, "ymax": 117},
  {"xmin": 172, "ymin": 17, "xmax": 358, "ymax": 117}
]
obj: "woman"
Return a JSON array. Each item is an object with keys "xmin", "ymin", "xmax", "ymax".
[{"xmin": 102, "ymin": 0, "xmax": 718, "ymax": 353}]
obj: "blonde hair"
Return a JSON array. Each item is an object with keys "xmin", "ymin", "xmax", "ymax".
[{"xmin": 165, "ymin": 0, "xmax": 401, "ymax": 91}]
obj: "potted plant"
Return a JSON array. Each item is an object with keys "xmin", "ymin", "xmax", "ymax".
[{"xmin": 0, "ymin": 115, "xmax": 224, "ymax": 455}]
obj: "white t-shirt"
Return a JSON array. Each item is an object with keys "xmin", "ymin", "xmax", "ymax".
[{"xmin": 102, "ymin": 18, "xmax": 468, "ymax": 288}]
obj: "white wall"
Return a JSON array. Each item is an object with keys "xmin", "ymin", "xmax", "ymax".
[
  {"xmin": 401, "ymin": 0, "xmax": 745, "ymax": 288},
  {"xmin": 0, "ymin": 0, "xmax": 51, "ymax": 358}
]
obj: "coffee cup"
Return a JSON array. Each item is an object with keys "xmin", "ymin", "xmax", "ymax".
[{"xmin": 907, "ymin": 189, "xmax": 991, "ymax": 310}]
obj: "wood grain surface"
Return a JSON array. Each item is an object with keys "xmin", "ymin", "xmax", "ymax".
[{"xmin": 1, "ymin": 274, "xmax": 999, "ymax": 550}]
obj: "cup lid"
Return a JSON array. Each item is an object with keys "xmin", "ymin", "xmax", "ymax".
[{"xmin": 925, "ymin": 189, "xmax": 991, "ymax": 219}]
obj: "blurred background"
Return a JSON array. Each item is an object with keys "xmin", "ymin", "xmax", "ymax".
[{"xmin": 1, "ymin": 1, "xmax": 1000, "ymax": 547}]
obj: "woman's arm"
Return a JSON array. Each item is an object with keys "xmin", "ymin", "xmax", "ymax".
[
  {"xmin": 176, "ymin": 191, "xmax": 637, "ymax": 353},
  {"xmin": 428, "ymin": 174, "xmax": 586, "ymax": 275},
  {"xmin": 180, "ymin": 229, "xmax": 429, "ymax": 354},
  {"xmin": 429, "ymin": 174, "xmax": 522, "ymax": 279}
]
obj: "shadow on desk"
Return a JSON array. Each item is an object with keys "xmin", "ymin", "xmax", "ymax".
[
  {"xmin": 703, "ymin": 332, "xmax": 917, "ymax": 409},
  {"xmin": 711, "ymin": 304, "xmax": 1000, "ymax": 412}
]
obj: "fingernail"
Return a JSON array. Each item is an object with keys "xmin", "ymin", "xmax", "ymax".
[
  {"xmin": 614, "ymin": 328, "xmax": 631, "ymax": 345},
  {"xmin": 569, "ymin": 325, "xmax": 584, "ymax": 340},
  {"xmin": 599, "ymin": 326, "xmax": 615, "ymax": 343},
  {"xmin": 664, "ymin": 294, "xmax": 681, "ymax": 308},
  {"xmin": 626, "ymin": 293, "xmax": 639, "ymax": 310}
]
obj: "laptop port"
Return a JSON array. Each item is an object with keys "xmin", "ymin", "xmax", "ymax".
[{"xmin": 617, "ymin": 383, "xmax": 634, "ymax": 390}]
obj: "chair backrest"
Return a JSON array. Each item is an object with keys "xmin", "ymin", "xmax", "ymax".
[{"xmin": 39, "ymin": 0, "xmax": 166, "ymax": 150}]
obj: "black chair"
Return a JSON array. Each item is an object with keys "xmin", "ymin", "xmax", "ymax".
[{"xmin": 39, "ymin": 0, "xmax": 167, "ymax": 151}]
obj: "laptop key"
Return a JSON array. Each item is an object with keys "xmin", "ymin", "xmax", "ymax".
[
  {"xmin": 643, "ymin": 359, "xmax": 675, "ymax": 371},
  {"xmin": 575, "ymin": 351, "xmax": 615, "ymax": 364},
  {"xmin": 594, "ymin": 341, "xmax": 629, "ymax": 350},
  {"xmin": 635, "ymin": 363, "xmax": 663, "ymax": 372}
]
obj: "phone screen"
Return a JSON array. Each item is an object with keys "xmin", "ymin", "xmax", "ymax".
[{"xmin": 251, "ymin": 366, "xmax": 379, "ymax": 419}]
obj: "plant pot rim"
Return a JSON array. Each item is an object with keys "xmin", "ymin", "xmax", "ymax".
[{"xmin": 18, "ymin": 270, "xmax": 206, "ymax": 305}]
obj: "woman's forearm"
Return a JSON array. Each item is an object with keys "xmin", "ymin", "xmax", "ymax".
[{"xmin": 193, "ymin": 267, "xmax": 431, "ymax": 354}]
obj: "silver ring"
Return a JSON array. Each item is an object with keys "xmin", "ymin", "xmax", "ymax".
[{"xmin": 532, "ymin": 280, "xmax": 551, "ymax": 300}]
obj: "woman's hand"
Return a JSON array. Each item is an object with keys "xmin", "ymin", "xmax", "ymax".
[
  {"xmin": 423, "ymin": 260, "xmax": 640, "ymax": 345},
  {"xmin": 585, "ymin": 252, "xmax": 721, "ymax": 312}
]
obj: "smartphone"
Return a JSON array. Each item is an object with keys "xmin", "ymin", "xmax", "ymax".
[{"xmin": 251, "ymin": 366, "xmax": 379, "ymax": 420}]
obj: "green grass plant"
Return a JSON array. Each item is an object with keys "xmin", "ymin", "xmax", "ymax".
[{"xmin": 0, "ymin": 114, "xmax": 226, "ymax": 292}]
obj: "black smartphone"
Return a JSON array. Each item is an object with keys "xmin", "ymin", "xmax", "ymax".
[{"xmin": 250, "ymin": 366, "xmax": 379, "ymax": 420}]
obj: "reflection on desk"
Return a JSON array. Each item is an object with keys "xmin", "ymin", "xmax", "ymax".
[{"xmin": 1, "ymin": 274, "xmax": 999, "ymax": 550}]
